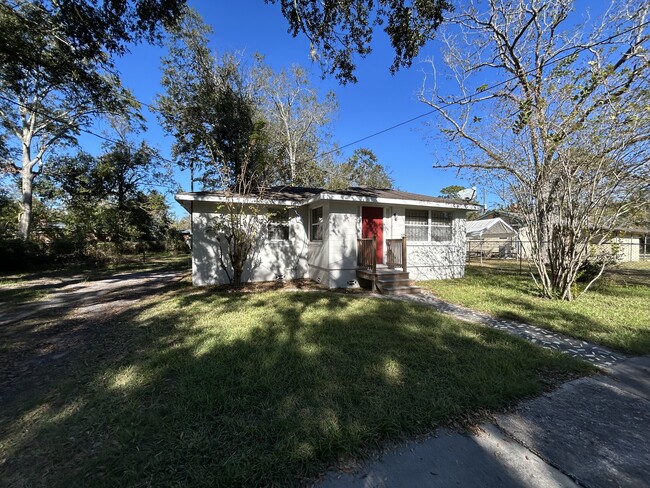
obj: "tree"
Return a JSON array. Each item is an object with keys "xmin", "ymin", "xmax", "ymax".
[
  {"xmin": 267, "ymin": 0, "xmax": 453, "ymax": 83},
  {"xmin": 158, "ymin": 10, "xmax": 272, "ymax": 191},
  {"xmin": 0, "ymin": 0, "xmax": 186, "ymax": 97},
  {"xmin": 439, "ymin": 185, "xmax": 465, "ymax": 198},
  {"xmin": 256, "ymin": 62, "xmax": 337, "ymax": 185},
  {"xmin": 419, "ymin": 0, "xmax": 650, "ymax": 300},
  {"xmin": 322, "ymin": 148, "xmax": 393, "ymax": 189},
  {"xmin": 0, "ymin": 0, "xmax": 184, "ymax": 240}
]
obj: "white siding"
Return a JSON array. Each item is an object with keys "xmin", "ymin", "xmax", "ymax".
[
  {"xmin": 327, "ymin": 201, "xmax": 363, "ymax": 288},
  {"xmin": 189, "ymin": 200, "xmax": 472, "ymax": 287},
  {"xmin": 190, "ymin": 201, "xmax": 309, "ymax": 286}
]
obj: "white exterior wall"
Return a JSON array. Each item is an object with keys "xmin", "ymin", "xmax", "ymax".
[
  {"xmin": 190, "ymin": 201, "xmax": 309, "ymax": 286},
  {"xmin": 327, "ymin": 201, "xmax": 364, "ymax": 288},
  {"xmin": 307, "ymin": 201, "xmax": 330, "ymax": 286},
  {"xmin": 389, "ymin": 206, "xmax": 467, "ymax": 280},
  {"xmin": 189, "ymin": 199, "xmax": 472, "ymax": 287}
]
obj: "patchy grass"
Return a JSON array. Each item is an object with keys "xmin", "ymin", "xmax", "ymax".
[
  {"xmin": 422, "ymin": 263, "xmax": 650, "ymax": 355},
  {"xmin": 0, "ymin": 287, "xmax": 589, "ymax": 487}
]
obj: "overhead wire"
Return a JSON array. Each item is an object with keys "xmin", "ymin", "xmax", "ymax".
[{"xmin": 2, "ymin": 1, "xmax": 649, "ymax": 181}]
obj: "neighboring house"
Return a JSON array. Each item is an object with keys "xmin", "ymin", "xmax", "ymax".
[
  {"xmin": 176, "ymin": 186, "xmax": 481, "ymax": 293},
  {"xmin": 475, "ymin": 211, "xmax": 648, "ymax": 262},
  {"xmin": 466, "ymin": 218, "xmax": 519, "ymax": 260}
]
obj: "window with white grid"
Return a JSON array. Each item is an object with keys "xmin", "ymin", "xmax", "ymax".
[{"xmin": 405, "ymin": 209, "xmax": 453, "ymax": 242}]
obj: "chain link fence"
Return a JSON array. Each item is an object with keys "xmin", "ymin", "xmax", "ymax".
[{"xmin": 466, "ymin": 236, "xmax": 650, "ymax": 270}]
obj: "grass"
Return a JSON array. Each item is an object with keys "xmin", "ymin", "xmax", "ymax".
[
  {"xmin": 421, "ymin": 262, "xmax": 650, "ymax": 355},
  {"xmin": 0, "ymin": 287, "xmax": 590, "ymax": 487},
  {"xmin": 0, "ymin": 253, "xmax": 190, "ymax": 306}
]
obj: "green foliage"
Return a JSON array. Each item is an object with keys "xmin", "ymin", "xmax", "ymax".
[
  {"xmin": 439, "ymin": 185, "xmax": 465, "ymax": 198},
  {"xmin": 158, "ymin": 12, "xmax": 272, "ymax": 190},
  {"xmin": 0, "ymin": 0, "xmax": 186, "ymax": 100},
  {"xmin": 268, "ymin": 0, "xmax": 453, "ymax": 83},
  {"xmin": 323, "ymin": 148, "xmax": 393, "ymax": 189}
]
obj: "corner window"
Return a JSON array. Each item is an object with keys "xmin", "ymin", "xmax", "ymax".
[
  {"xmin": 268, "ymin": 209, "xmax": 290, "ymax": 241},
  {"xmin": 430, "ymin": 211, "xmax": 453, "ymax": 241},
  {"xmin": 311, "ymin": 207, "xmax": 323, "ymax": 241},
  {"xmin": 405, "ymin": 209, "xmax": 452, "ymax": 242}
]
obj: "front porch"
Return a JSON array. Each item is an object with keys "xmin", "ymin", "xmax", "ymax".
[{"xmin": 356, "ymin": 236, "xmax": 421, "ymax": 295}]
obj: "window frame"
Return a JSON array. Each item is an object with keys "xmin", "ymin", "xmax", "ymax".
[
  {"xmin": 405, "ymin": 208, "xmax": 453, "ymax": 243},
  {"xmin": 267, "ymin": 208, "xmax": 291, "ymax": 242},
  {"xmin": 310, "ymin": 206, "xmax": 324, "ymax": 241}
]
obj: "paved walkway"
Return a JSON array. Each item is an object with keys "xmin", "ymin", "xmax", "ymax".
[
  {"xmin": 397, "ymin": 291, "xmax": 628, "ymax": 369},
  {"xmin": 319, "ymin": 291, "xmax": 649, "ymax": 487},
  {"xmin": 320, "ymin": 356, "xmax": 650, "ymax": 488}
]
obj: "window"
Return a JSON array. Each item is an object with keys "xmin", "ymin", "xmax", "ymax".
[
  {"xmin": 311, "ymin": 207, "xmax": 323, "ymax": 241},
  {"xmin": 405, "ymin": 209, "xmax": 453, "ymax": 242},
  {"xmin": 268, "ymin": 209, "xmax": 290, "ymax": 241},
  {"xmin": 405, "ymin": 209, "xmax": 429, "ymax": 241},
  {"xmin": 430, "ymin": 211, "xmax": 453, "ymax": 241}
]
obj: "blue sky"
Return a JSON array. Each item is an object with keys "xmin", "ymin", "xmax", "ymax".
[
  {"xmin": 78, "ymin": 0, "xmax": 486, "ymax": 218},
  {"xmin": 80, "ymin": 0, "xmax": 599, "ymax": 217}
]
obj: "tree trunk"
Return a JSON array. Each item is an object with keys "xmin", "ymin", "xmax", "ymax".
[{"xmin": 18, "ymin": 147, "xmax": 34, "ymax": 240}]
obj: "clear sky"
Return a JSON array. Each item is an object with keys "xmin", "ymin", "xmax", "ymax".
[{"xmin": 79, "ymin": 0, "xmax": 597, "ymax": 217}]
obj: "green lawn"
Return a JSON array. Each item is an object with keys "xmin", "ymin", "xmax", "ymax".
[
  {"xmin": 422, "ymin": 262, "xmax": 650, "ymax": 355},
  {"xmin": 0, "ymin": 287, "xmax": 589, "ymax": 487}
]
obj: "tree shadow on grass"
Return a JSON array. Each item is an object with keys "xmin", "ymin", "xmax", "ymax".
[{"xmin": 0, "ymin": 289, "xmax": 588, "ymax": 487}]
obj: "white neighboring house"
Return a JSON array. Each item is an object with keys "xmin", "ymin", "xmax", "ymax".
[{"xmin": 176, "ymin": 186, "xmax": 482, "ymax": 293}]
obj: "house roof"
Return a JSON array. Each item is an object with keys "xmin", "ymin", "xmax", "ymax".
[
  {"xmin": 175, "ymin": 186, "xmax": 482, "ymax": 211},
  {"xmin": 466, "ymin": 218, "xmax": 517, "ymax": 238}
]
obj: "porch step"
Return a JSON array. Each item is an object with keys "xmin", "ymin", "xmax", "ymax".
[
  {"xmin": 356, "ymin": 268, "xmax": 421, "ymax": 296},
  {"xmin": 379, "ymin": 284, "xmax": 422, "ymax": 296}
]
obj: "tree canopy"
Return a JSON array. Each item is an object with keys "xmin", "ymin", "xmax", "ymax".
[
  {"xmin": 267, "ymin": 0, "xmax": 453, "ymax": 83},
  {"xmin": 0, "ymin": 0, "xmax": 185, "ymax": 240}
]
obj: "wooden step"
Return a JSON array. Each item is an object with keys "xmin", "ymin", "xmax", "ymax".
[{"xmin": 379, "ymin": 284, "xmax": 421, "ymax": 296}]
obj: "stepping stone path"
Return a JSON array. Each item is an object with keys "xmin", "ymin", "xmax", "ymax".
[{"xmin": 395, "ymin": 291, "xmax": 628, "ymax": 369}]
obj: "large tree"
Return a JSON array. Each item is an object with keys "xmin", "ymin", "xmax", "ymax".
[
  {"xmin": 322, "ymin": 148, "xmax": 393, "ymax": 189},
  {"xmin": 267, "ymin": 0, "xmax": 453, "ymax": 83},
  {"xmin": 256, "ymin": 62, "xmax": 337, "ymax": 185},
  {"xmin": 158, "ymin": 10, "xmax": 271, "ymax": 191},
  {"xmin": 419, "ymin": 0, "xmax": 650, "ymax": 300},
  {"xmin": 0, "ymin": 0, "xmax": 185, "ymax": 240}
]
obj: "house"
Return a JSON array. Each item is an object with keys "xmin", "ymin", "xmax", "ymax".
[
  {"xmin": 175, "ymin": 186, "xmax": 482, "ymax": 294},
  {"xmin": 473, "ymin": 211, "xmax": 648, "ymax": 263}
]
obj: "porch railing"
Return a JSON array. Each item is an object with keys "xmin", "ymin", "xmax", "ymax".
[
  {"xmin": 357, "ymin": 236, "xmax": 377, "ymax": 272},
  {"xmin": 386, "ymin": 235, "xmax": 408, "ymax": 272}
]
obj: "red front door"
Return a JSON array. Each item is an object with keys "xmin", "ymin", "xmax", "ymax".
[{"xmin": 362, "ymin": 206, "xmax": 383, "ymax": 263}]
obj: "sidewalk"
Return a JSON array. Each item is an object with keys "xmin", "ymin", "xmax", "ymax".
[{"xmin": 319, "ymin": 356, "xmax": 650, "ymax": 487}]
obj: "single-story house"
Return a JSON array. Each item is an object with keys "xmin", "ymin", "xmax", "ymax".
[
  {"xmin": 465, "ymin": 218, "xmax": 519, "ymax": 259},
  {"xmin": 176, "ymin": 186, "xmax": 482, "ymax": 293}
]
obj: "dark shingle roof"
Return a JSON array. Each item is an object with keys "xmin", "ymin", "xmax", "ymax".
[{"xmin": 177, "ymin": 186, "xmax": 478, "ymax": 206}]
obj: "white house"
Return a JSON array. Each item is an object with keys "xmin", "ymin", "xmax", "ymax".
[{"xmin": 176, "ymin": 187, "xmax": 482, "ymax": 293}]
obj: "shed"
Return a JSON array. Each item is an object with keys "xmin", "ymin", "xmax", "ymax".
[{"xmin": 466, "ymin": 218, "xmax": 518, "ymax": 260}]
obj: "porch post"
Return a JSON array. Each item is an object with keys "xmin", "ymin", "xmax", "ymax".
[
  {"xmin": 402, "ymin": 234, "xmax": 407, "ymax": 272},
  {"xmin": 372, "ymin": 235, "xmax": 377, "ymax": 273}
]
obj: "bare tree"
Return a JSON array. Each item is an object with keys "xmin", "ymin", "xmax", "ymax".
[
  {"xmin": 256, "ymin": 63, "xmax": 337, "ymax": 185},
  {"xmin": 420, "ymin": 0, "xmax": 650, "ymax": 300}
]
